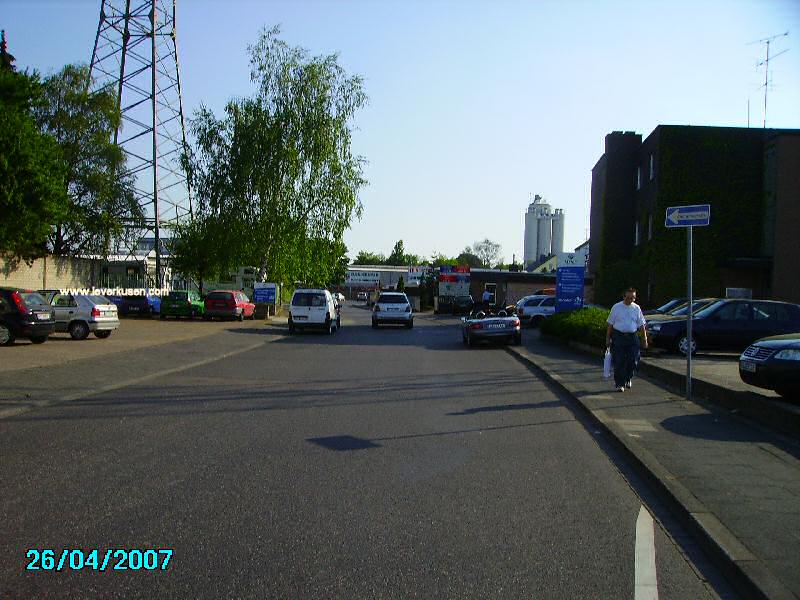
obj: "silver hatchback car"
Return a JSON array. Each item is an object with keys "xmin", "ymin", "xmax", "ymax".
[{"xmin": 50, "ymin": 293, "xmax": 120, "ymax": 340}]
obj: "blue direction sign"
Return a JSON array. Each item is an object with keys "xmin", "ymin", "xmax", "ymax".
[{"xmin": 665, "ymin": 204, "xmax": 711, "ymax": 228}]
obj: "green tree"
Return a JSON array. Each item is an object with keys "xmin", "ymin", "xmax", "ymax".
[
  {"xmin": 396, "ymin": 275, "xmax": 405, "ymax": 291},
  {"xmin": 33, "ymin": 64, "xmax": 142, "ymax": 256},
  {"xmin": 183, "ymin": 26, "xmax": 367, "ymax": 286},
  {"xmin": 429, "ymin": 252, "xmax": 457, "ymax": 267},
  {"xmin": 456, "ymin": 248, "xmax": 482, "ymax": 268},
  {"xmin": 386, "ymin": 240, "xmax": 406, "ymax": 265},
  {"xmin": 168, "ymin": 215, "xmax": 229, "ymax": 296},
  {"xmin": 354, "ymin": 250, "xmax": 385, "ymax": 265},
  {"xmin": 0, "ymin": 65, "xmax": 68, "ymax": 264}
]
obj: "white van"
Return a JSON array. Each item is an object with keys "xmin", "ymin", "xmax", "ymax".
[{"xmin": 288, "ymin": 289, "xmax": 340, "ymax": 334}]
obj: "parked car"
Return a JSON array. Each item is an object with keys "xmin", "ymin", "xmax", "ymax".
[
  {"xmin": 515, "ymin": 295, "xmax": 556, "ymax": 327},
  {"xmin": 49, "ymin": 292, "xmax": 119, "ymax": 340},
  {"xmin": 372, "ymin": 292, "xmax": 414, "ymax": 329},
  {"xmin": 203, "ymin": 290, "xmax": 255, "ymax": 321},
  {"xmin": 739, "ymin": 333, "xmax": 800, "ymax": 399},
  {"xmin": 643, "ymin": 298, "xmax": 686, "ymax": 316},
  {"xmin": 462, "ymin": 308, "xmax": 521, "ymax": 347},
  {"xmin": 452, "ymin": 295, "xmax": 475, "ymax": 315},
  {"xmin": 112, "ymin": 294, "xmax": 153, "ymax": 317},
  {"xmin": 333, "ymin": 292, "xmax": 346, "ymax": 303},
  {"xmin": 0, "ymin": 287, "xmax": 56, "ymax": 345},
  {"xmin": 647, "ymin": 298, "xmax": 800, "ymax": 356},
  {"xmin": 288, "ymin": 289, "xmax": 339, "ymax": 334},
  {"xmin": 160, "ymin": 290, "xmax": 204, "ymax": 319},
  {"xmin": 644, "ymin": 297, "xmax": 718, "ymax": 324},
  {"xmin": 356, "ymin": 291, "xmax": 368, "ymax": 302}
]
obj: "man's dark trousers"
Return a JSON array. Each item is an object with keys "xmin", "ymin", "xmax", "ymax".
[{"xmin": 611, "ymin": 330, "xmax": 640, "ymax": 387}]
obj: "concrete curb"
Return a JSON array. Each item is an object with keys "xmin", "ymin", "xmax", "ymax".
[
  {"xmin": 540, "ymin": 334, "xmax": 800, "ymax": 440},
  {"xmin": 506, "ymin": 343, "xmax": 797, "ymax": 600}
]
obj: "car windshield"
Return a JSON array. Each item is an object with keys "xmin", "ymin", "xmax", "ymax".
[
  {"xmin": 168, "ymin": 292, "xmax": 188, "ymax": 300},
  {"xmin": 669, "ymin": 300, "xmax": 711, "ymax": 316},
  {"xmin": 19, "ymin": 292, "xmax": 49, "ymax": 307},
  {"xmin": 378, "ymin": 294, "xmax": 406, "ymax": 303},
  {"xmin": 693, "ymin": 299, "xmax": 727, "ymax": 319},
  {"xmin": 292, "ymin": 293, "xmax": 326, "ymax": 307},
  {"xmin": 657, "ymin": 299, "xmax": 683, "ymax": 312},
  {"xmin": 207, "ymin": 292, "xmax": 232, "ymax": 300}
]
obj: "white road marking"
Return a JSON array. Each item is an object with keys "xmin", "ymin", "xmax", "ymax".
[{"xmin": 635, "ymin": 505, "xmax": 659, "ymax": 600}]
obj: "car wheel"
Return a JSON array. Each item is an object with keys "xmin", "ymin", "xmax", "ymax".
[
  {"xmin": 69, "ymin": 321, "xmax": 90, "ymax": 340},
  {"xmin": 30, "ymin": 335, "xmax": 48, "ymax": 344},
  {"xmin": 203, "ymin": 315, "xmax": 211, "ymax": 321},
  {"xmin": 327, "ymin": 321, "xmax": 335, "ymax": 335},
  {"xmin": 407, "ymin": 320, "xmax": 413, "ymax": 329},
  {"xmin": 0, "ymin": 323, "xmax": 15, "ymax": 346},
  {"xmin": 532, "ymin": 316, "xmax": 544, "ymax": 328},
  {"xmin": 94, "ymin": 330, "xmax": 112, "ymax": 339},
  {"xmin": 676, "ymin": 335, "xmax": 697, "ymax": 356},
  {"xmin": 160, "ymin": 313, "xmax": 166, "ymax": 320},
  {"xmin": 372, "ymin": 320, "xmax": 378, "ymax": 329}
]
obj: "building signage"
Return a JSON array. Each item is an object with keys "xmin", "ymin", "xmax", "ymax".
[
  {"xmin": 438, "ymin": 265, "xmax": 470, "ymax": 284},
  {"xmin": 253, "ymin": 282, "xmax": 277, "ymax": 304},
  {"xmin": 665, "ymin": 204, "xmax": 711, "ymax": 228},
  {"xmin": 407, "ymin": 266, "xmax": 432, "ymax": 285},
  {"xmin": 555, "ymin": 253, "xmax": 585, "ymax": 313},
  {"xmin": 346, "ymin": 270, "xmax": 381, "ymax": 285}
]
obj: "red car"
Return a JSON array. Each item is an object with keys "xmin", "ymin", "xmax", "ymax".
[{"xmin": 203, "ymin": 290, "xmax": 256, "ymax": 321}]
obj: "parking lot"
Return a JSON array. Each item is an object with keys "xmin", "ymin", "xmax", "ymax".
[{"xmin": 0, "ymin": 316, "xmax": 265, "ymax": 374}]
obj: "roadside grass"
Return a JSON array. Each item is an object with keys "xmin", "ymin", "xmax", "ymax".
[{"xmin": 540, "ymin": 307, "xmax": 610, "ymax": 348}]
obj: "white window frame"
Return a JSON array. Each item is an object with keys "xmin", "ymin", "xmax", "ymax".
[
  {"xmin": 634, "ymin": 220, "xmax": 640, "ymax": 246},
  {"xmin": 648, "ymin": 214, "xmax": 653, "ymax": 240},
  {"xmin": 636, "ymin": 166, "xmax": 642, "ymax": 190},
  {"xmin": 649, "ymin": 153, "xmax": 655, "ymax": 180}
]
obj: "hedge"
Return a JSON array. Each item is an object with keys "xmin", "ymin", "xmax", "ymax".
[{"xmin": 540, "ymin": 307, "xmax": 610, "ymax": 349}]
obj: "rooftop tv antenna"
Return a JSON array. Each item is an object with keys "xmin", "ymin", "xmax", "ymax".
[
  {"xmin": 748, "ymin": 31, "xmax": 789, "ymax": 128},
  {"xmin": 88, "ymin": 0, "xmax": 192, "ymax": 286}
]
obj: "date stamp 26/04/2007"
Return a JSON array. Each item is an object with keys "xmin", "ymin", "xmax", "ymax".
[{"xmin": 26, "ymin": 548, "xmax": 173, "ymax": 572}]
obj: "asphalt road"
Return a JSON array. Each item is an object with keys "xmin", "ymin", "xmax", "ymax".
[{"xmin": 1, "ymin": 303, "xmax": 733, "ymax": 599}]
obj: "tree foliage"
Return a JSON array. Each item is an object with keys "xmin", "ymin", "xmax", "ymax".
[
  {"xmin": 0, "ymin": 65, "xmax": 68, "ymax": 264},
  {"xmin": 353, "ymin": 250, "xmax": 386, "ymax": 265},
  {"xmin": 34, "ymin": 64, "xmax": 141, "ymax": 256},
  {"xmin": 468, "ymin": 238, "xmax": 502, "ymax": 268},
  {"xmin": 181, "ymin": 26, "xmax": 367, "ymax": 287}
]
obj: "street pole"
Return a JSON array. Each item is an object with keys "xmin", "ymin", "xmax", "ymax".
[{"xmin": 687, "ymin": 226, "xmax": 693, "ymax": 401}]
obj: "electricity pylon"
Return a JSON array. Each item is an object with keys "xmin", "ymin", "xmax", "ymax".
[{"xmin": 89, "ymin": 0, "xmax": 192, "ymax": 286}]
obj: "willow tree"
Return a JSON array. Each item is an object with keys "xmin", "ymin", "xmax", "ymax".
[{"xmin": 183, "ymin": 26, "xmax": 367, "ymax": 286}]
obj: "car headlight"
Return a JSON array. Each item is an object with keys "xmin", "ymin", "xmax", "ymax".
[
  {"xmin": 648, "ymin": 323, "xmax": 661, "ymax": 332},
  {"xmin": 775, "ymin": 349, "xmax": 800, "ymax": 361}
]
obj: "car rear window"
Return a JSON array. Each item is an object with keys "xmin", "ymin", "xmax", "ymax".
[
  {"xmin": 89, "ymin": 295, "xmax": 111, "ymax": 304},
  {"xmin": 292, "ymin": 293, "xmax": 327, "ymax": 307},
  {"xmin": 207, "ymin": 291, "xmax": 233, "ymax": 300},
  {"xmin": 378, "ymin": 294, "xmax": 407, "ymax": 304},
  {"xmin": 19, "ymin": 292, "xmax": 49, "ymax": 307},
  {"xmin": 168, "ymin": 291, "xmax": 188, "ymax": 300}
]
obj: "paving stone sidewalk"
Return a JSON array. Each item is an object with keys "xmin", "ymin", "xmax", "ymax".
[{"xmin": 508, "ymin": 333, "xmax": 800, "ymax": 600}]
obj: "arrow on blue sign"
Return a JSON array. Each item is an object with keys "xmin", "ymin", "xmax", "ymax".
[{"xmin": 665, "ymin": 204, "xmax": 711, "ymax": 228}]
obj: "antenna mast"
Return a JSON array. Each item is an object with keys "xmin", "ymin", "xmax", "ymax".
[{"xmin": 749, "ymin": 31, "xmax": 789, "ymax": 128}]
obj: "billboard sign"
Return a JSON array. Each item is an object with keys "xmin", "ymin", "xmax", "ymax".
[
  {"xmin": 253, "ymin": 282, "xmax": 277, "ymax": 304},
  {"xmin": 555, "ymin": 253, "xmax": 585, "ymax": 313},
  {"xmin": 346, "ymin": 270, "xmax": 381, "ymax": 285}
]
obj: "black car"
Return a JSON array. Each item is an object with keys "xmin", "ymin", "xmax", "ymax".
[
  {"xmin": 739, "ymin": 333, "xmax": 800, "ymax": 399},
  {"xmin": 647, "ymin": 298, "xmax": 800, "ymax": 356},
  {"xmin": 0, "ymin": 287, "xmax": 56, "ymax": 345},
  {"xmin": 451, "ymin": 295, "xmax": 475, "ymax": 315},
  {"xmin": 643, "ymin": 297, "xmax": 686, "ymax": 316}
]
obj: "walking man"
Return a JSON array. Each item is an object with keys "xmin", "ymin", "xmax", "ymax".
[
  {"xmin": 605, "ymin": 287, "xmax": 648, "ymax": 392},
  {"xmin": 481, "ymin": 288, "xmax": 492, "ymax": 313}
]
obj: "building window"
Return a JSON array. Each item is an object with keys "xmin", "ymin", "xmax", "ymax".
[
  {"xmin": 649, "ymin": 153, "xmax": 655, "ymax": 180},
  {"xmin": 648, "ymin": 214, "xmax": 653, "ymax": 240},
  {"xmin": 634, "ymin": 221, "xmax": 640, "ymax": 246},
  {"xmin": 636, "ymin": 166, "xmax": 642, "ymax": 190}
]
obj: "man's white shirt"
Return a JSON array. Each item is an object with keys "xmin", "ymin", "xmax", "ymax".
[{"xmin": 607, "ymin": 301, "xmax": 646, "ymax": 333}]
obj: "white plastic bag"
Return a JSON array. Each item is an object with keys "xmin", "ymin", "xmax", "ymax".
[{"xmin": 603, "ymin": 349, "xmax": 613, "ymax": 379}]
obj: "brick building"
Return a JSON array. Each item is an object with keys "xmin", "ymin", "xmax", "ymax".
[{"xmin": 589, "ymin": 126, "xmax": 800, "ymax": 308}]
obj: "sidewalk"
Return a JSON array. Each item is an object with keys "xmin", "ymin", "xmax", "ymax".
[{"xmin": 508, "ymin": 332, "xmax": 800, "ymax": 600}]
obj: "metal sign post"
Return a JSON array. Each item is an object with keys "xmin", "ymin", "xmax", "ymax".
[{"xmin": 665, "ymin": 204, "xmax": 710, "ymax": 401}]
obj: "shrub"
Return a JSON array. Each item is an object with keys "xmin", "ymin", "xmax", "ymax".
[{"xmin": 540, "ymin": 307, "xmax": 610, "ymax": 348}]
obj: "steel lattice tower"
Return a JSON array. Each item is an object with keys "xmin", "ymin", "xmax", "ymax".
[{"xmin": 89, "ymin": 0, "xmax": 192, "ymax": 286}]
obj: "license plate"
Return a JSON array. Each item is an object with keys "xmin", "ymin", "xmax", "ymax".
[
  {"xmin": 740, "ymin": 360, "xmax": 756, "ymax": 373},
  {"xmin": 295, "ymin": 316, "xmax": 307, "ymax": 320},
  {"xmin": 214, "ymin": 303, "xmax": 226, "ymax": 308},
  {"xmin": 129, "ymin": 306, "xmax": 139, "ymax": 311},
  {"xmin": 488, "ymin": 323, "xmax": 505, "ymax": 329},
  {"xmin": 36, "ymin": 313, "xmax": 51, "ymax": 320}
]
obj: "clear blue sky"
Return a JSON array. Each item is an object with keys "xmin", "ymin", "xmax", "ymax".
[{"xmin": 4, "ymin": 0, "xmax": 800, "ymax": 263}]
